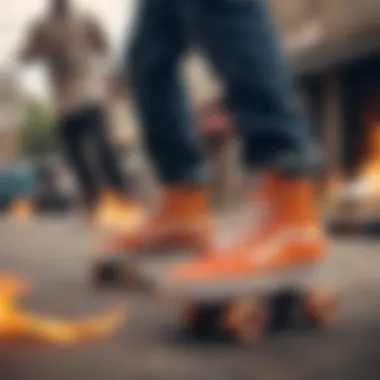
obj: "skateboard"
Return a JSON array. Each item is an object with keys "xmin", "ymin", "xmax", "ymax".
[
  {"xmin": 157, "ymin": 262, "xmax": 339, "ymax": 342},
  {"xmin": 92, "ymin": 248, "xmax": 196, "ymax": 289}
]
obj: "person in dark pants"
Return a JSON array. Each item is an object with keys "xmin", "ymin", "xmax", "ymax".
[
  {"xmin": 105, "ymin": 0, "xmax": 327, "ymax": 297},
  {"xmin": 19, "ymin": 0, "xmax": 128, "ymax": 217},
  {"xmin": 59, "ymin": 105, "xmax": 126, "ymax": 211}
]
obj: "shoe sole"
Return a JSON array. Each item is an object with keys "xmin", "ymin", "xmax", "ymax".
[{"xmin": 157, "ymin": 259, "xmax": 334, "ymax": 303}]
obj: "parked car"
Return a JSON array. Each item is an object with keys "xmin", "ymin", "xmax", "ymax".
[
  {"xmin": 0, "ymin": 161, "xmax": 38, "ymax": 212},
  {"xmin": 0, "ymin": 160, "xmax": 78, "ymax": 215}
]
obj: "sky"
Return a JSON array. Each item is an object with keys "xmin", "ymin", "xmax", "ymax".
[{"xmin": 0, "ymin": 0, "xmax": 136, "ymax": 99}]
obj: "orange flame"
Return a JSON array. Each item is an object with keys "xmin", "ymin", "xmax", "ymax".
[
  {"xmin": 9, "ymin": 199, "xmax": 33, "ymax": 221},
  {"xmin": 92, "ymin": 190, "xmax": 146, "ymax": 231},
  {"xmin": 0, "ymin": 274, "xmax": 127, "ymax": 344},
  {"xmin": 359, "ymin": 124, "xmax": 380, "ymax": 178},
  {"xmin": 355, "ymin": 122, "xmax": 380, "ymax": 200}
]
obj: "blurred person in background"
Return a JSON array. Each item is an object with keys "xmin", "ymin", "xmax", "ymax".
[
  {"xmin": 18, "ymin": 0, "xmax": 130, "ymax": 221},
  {"xmin": 106, "ymin": 0, "xmax": 326, "ymax": 294}
]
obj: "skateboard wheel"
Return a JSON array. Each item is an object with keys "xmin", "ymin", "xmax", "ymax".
[
  {"xmin": 223, "ymin": 299, "xmax": 267, "ymax": 342},
  {"xmin": 184, "ymin": 304, "xmax": 225, "ymax": 338},
  {"xmin": 93, "ymin": 261, "xmax": 120, "ymax": 286},
  {"xmin": 305, "ymin": 290, "xmax": 339, "ymax": 327},
  {"xmin": 269, "ymin": 290, "xmax": 308, "ymax": 331}
]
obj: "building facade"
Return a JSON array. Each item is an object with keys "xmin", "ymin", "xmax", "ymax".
[{"xmin": 271, "ymin": 0, "xmax": 380, "ymax": 176}]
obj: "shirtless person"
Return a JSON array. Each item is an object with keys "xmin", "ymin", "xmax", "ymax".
[{"xmin": 19, "ymin": 0, "xmax": 127, "ymax": 218}]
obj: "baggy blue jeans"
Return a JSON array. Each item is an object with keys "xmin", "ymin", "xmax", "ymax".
[{"xmin": 127, "ymin": 0, "xmax": 310, "ymax": 183}]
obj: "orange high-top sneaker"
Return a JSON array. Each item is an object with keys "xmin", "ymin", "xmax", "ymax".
[
  {"xmin": 99, "ymin": 186, "xmax": 214, "ymax": 255},
  {"xmin": 159, "ymin": 174, "xmax": 327, "ymax": 298}
]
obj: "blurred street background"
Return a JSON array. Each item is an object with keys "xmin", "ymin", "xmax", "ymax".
[{"xmin": 1, "ymin": 0, "xmax": 380, "ymax": 379}]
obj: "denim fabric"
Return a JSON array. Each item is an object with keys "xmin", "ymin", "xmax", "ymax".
[{"xmin": 127, "ymin": 0, "xmax": 310, "ymax": 183}]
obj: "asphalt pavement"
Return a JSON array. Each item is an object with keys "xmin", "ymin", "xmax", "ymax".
[{"xmin": 1, "ymin": 216, "xmax": 380, "ymax": 380}]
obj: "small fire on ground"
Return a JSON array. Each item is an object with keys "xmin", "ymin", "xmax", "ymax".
[
  {"xmin": 92, "ymin": 190, "xmax": 146, "ymax": 231},
  {"xmin": 0, "ymin": 273, "xmax": 126, "ymax": 344},
  {"xmin": 9, "ymin": 199, "xmax": 33, "ymax": 221}
]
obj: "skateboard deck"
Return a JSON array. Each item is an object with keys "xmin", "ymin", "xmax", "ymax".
[{"xmin": 92, "ymin": 248, "xmax": 195, "ymax": 288}]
